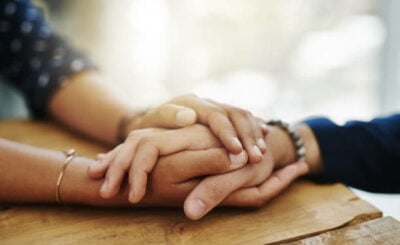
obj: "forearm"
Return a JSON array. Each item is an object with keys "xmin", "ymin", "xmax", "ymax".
[
  {"xmin": 0, "ymin": 139, "xmax": 128, "ymax": 205},
  {"xmin": 48, "ymin": 71, "xmax": 138, "ymax": 145}
]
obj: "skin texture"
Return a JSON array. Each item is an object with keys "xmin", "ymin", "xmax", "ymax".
[
  {"xmin": 1, "ymin": 69, "xmax": 323, "ymax": 220},
  {"xmin": 49, "ymin": 71, "xmax": 266, "ymax": 157},
  {"xmin": 0, "ymin": 124, "xmax": 318, "ymax": 220},
  {"xmin": 87, "ymin": 123, "xmax": 321, "ymax": 219},
  {"xmin": 48, "ymin": 71, "xmax": 267, "ymax": 205}
]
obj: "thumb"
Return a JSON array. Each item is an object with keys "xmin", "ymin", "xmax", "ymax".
[{"xmin": 141, "ymin": 104, "xmax": 197, "ymax": 128}]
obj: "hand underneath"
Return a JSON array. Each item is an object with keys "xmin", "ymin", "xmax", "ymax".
[
  {"xmin": 142, "ymin": 139, "xmax": 308, "ymax": 219},
  {"xmin": 180, "ymin": 124, "xmax": 311, "ymax": 220},
  {"xmin": 127, "ymin": 94, "xmax": 268, "ymax": 163},
  {"xmin": 87, "ymin": 125, "xmax": 248, "ymax": 203}
]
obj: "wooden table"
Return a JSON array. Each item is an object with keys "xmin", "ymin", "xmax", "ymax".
[{"xmin": 0, "ymin": 120, "xmax": 399, "ymax": 244}]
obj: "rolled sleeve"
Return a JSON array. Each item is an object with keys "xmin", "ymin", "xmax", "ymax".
[{"xmin": 304, "ymin": 115, "xmax": 400, "ymax": 193}]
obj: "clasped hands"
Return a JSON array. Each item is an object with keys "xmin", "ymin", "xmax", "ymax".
[{"xmin": 87, "ymin": 95, "xmax": 309, "ymax": 220}]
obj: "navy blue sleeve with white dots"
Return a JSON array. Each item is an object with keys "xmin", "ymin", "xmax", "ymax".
[{"xmin": 0, "ymin": 0, "xmax": 95, "ymax": 117}]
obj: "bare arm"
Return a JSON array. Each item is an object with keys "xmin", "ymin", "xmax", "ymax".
[
  {"xmin": 47, "ymin": 71, "xmax": 132, "ymax": 145},
  {"xmin": 0, "ymin": 138, "xmax": 99, "ymax": 204},
  {"xmin": 0, "ymin": 128, "xmax": 240, "ymax": 207}
]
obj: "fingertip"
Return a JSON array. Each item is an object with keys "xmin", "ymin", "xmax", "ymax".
[
  {"xmin": 228, "ymin": 150, "xmax": 248, "ymax": 167},
  {"xmin": 176, "ymin": 108, "xmax": 197, "ymax": 126},
  {"xmin": 96, "ymin": 153, "xmax": 106, "ymax": 161},
  {"xmin": 99, "ymin": 179, "xmax": 111, "ymax": 199},
  {"xmin": 248, "ymin": 145, "xmax": 263, "ymax": 163},
  {"xmin": 129, "ymin": 189, "xmax": 144, "ymax": 204},
  {"xmin": 87, "ymin": 161, "xmax": 105, "ymax": 179},
  {"xmin": 256, "ymin": 138, "xmax": 267, "ymax": 153},
  {"xmin": 128, "ymin": 176, "xmax": 147, "ymax": 204},
  {"xmin": 128, "ymin": 189, "xmax": 136, "ymax": 204},
  {"xmin": 261, "ymin": 123, "xmax": 269, "ymax": 135},
  {"xmin": 225, "ymin": 137, "xmax": 243, "ymax": 154},
  {"xmin": 184, "ymin": 198, "xmax": 207, "ymax": 220}
]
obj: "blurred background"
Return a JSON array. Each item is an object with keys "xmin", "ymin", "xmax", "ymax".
[
  {"xmin": 39, "ymin": 0, "xmax": 399, "ymax": 217},
  {"xmin": 41, "ymin": 0, "xmax": 398, "ymax": 123}
]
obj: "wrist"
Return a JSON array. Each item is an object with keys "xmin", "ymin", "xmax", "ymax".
[
  {"xmin": 116, "ymin": 110, "xmax": 146, "ymax": 143},
  {"xmin": 296, "ymin": 124, "xmax": 324, "ymax": 175},
  {"xmin": 62, "ymin": 156, "xmax": 130, "ymax": 206},
  {"xmin": 265, "ymin": 123, "xmax": 323, "ymax": 175},
  {"xmin": 265, "ymin": 125, "xmax": 297, "ymax": 168}
]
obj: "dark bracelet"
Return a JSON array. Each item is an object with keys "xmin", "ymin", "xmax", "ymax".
[
  {"xmin": 117, "ymin": 110, "xmax": 149, "ymax": 143},
  {"xmin": 266, "ymin": 120, "xmax": 306, "ymax": 162},
  {"xmin": 117, "ymin": 113, "xmax": 134, "ymax": 143}
]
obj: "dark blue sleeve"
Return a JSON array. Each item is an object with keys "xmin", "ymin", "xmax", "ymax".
[
  {"xmin": 0, "ymin": 0, "xmax": 95, "ymax": 117},
  {"xmin": 304, "ymin": 114, "xmax": 400, "ymax": 193}
]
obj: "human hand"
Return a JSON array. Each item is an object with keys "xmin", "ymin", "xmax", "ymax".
[
  {"xmin": 181, "ymin": 124, "xmax": 311, "ymax": 220},
  {"xmin": 138, "ymin": 147, "xmax": 249, "ymax": 206},
  {"xmin": 129, "ymin": 94, "xmax": 267, "ymax": 163},
  {"xmin": 87, "ymin": 125, "xmax": 248, "ymax": 203},
  {"xmin": 141, "ymin": 144, "xmax": 307, "ymax": 218},
  {"xmin": 167, "ymin": 94, "xmax": 267, "ymax": 163}
]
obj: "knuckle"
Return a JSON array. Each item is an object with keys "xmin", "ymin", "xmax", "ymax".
[
  {"xmin": 138, "ymin": 135, "xmax": 152, "ymax": 145},
  {"xmin": 127, "ymin": 130, "xmax": 144, "ymax": 140},
  {"xmin": 203, "ymin": 181, "xmax": 227, "ymax": 203},
  {"xmin": 211, "ymin": 149, "xmax": 230, "ymax": 172},
  {"xmin": 215, "ymin": 127, "xmax": 234, "ymax": 138},
  {"xmin": 210, "ymin": 107, "xmax": 228, "ymax": 117}
]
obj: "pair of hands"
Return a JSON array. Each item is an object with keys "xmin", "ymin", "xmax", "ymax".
[{"xmin": 87, "ymin": 95, "xmax": 309, "ymax": 220}]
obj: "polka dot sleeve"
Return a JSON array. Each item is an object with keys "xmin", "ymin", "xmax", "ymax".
[{"xmin": 0, "ymin": 0, "xmax": 95, "ymax": 117}]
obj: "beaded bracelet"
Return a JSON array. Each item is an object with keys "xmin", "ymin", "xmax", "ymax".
[
  {"xmin": 266, "ymin": 120, "xmax": 306, "ymax": 162},
  {"xmin": 56, "ymin": 148, "xmax": 76, "ymax": 205}
]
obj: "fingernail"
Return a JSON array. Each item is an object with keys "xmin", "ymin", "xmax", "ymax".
[
  {"xmin": 232, "ymin": 137, "xmax": 243, "ymax": 149},
  {"xmin": 93, "ymin": 159, "xmax": 102, "ymax": 167},
  {"xmin": 176, "ymin": 109, "xmax": 196, "ymax": 126},
  {"xmin": 252, "ymin": 145, "xmax": 263, "ymax": 158},
  {"xmin": 229, "ymin": 151, "xmax": 247, "ymax": 165},
  {"xmin": 100, "ymin": 180, "xmax": 109, "ymax": 193},
  {"xmin": 96, "ymin": 153, "xmax": 106, "ymax": 161},
  {"xmin": 129, "ymin": 189, "xmax": 135, "ymax": 203},
  {"xmin": 261, "ymin": 123, "xmax": 268, "ymax": 132},
  {"xmin": 257, "ymin": 138, "xmax": 266, "ymax": 151},
  {"xmin": 187, "ymin": 199, "xmax": 206, "ymax": 219}
]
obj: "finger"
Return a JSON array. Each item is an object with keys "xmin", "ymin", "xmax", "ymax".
[
  {"xmin": 128, "ymin": 141, "xmax": 159, "ymax": 203},
  {"xmin": 173, "ymin": 95, "xmax": 243, "ymax": 154},
  {"xmin": 183, "ymin": 162, "xmax": 265, "ymax": 220},
  {"xmin": 127, "ymin": 126, "xmax": 224, "ymax": 203},
  {"xmin": 99, "ymin": 140, "xmax": 140, "ymax": 199},
  {"xmin": 155, "ymin": 148, "xmax": 248, "ymax": 183},
  {"xmin": 222, "ymin": 162, "xmax": 309, "ymax": 207},
  {"xmin": 250, "ymin": 117, "xmax": 267, "ymax": 154},
  {"xmin": 229, "ymin": 111, "xmax": 263, "ymax": 163},
  {"xmin": 140, "ymin": 104, "xmax": 197, "ymax": 129},
  {"xmin": 87, "ymin": 145, "xmax": 122, "ymax": 179},
  {"xmin": 207, "ymin": 111, "xmax": 243, "ymax": 154},
  {"xmin": 96, "ymin": 153, "xmax": 106, "ymax": 161},
  {"xmin": 256, "ymin": 117, "xmax": 269, "ymax": 135}
]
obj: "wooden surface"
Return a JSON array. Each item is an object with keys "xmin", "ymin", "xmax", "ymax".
[
  {"xmin": 284, "ymin": 216, "xmax": 400, "ymax": 245},
  {"xmin": 0, "ymin": 120, "xmax": 384, "ymax": 244}
]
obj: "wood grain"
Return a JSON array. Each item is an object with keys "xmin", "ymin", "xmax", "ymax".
[
  {"xmin": 283, "ymin": 216, "xmax": 400, "ymax": 245},
  {"xmin": 0, "ymin": 120, "xmax": 383, "ymax": 244}
]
